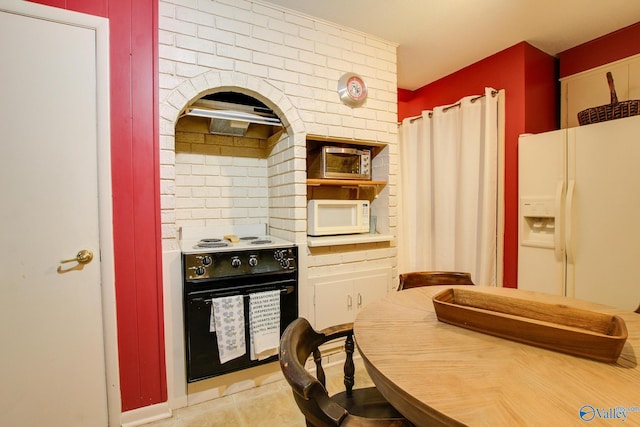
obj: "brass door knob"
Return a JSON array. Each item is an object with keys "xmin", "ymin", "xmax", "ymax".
[{"xmin": 61, "ymin": 249, "xmax": 94, "ymax": 265}]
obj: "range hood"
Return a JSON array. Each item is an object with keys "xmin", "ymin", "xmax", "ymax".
[{"xmin": 184, "ymin": 92, "xmax": 283, "ymax": 137}]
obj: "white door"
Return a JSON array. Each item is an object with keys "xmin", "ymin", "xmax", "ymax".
[
  {"xmin": 567, "ymin": 116, "xmax": 640, "ymax": 311},
  {"xmin": 517, "ymin": 130, "xmax": 566, "ymax": 296},
  {"xmin": 0, "ymin": 4, "xmax": 109, "ymax": 426}
]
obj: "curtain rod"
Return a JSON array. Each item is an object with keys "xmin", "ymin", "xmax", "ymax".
[{"xmin": 405, "ymin": 89, "xmax": 500, "ymax": 123}]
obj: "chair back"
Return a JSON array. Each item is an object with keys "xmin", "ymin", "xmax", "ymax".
[
  {"xmin": 398, "ymin": 271, "xmax": 474, "ymax": 291},
  {"xmin": 279, "ymin": 318, "xmax": 413, "ymax": 427}
]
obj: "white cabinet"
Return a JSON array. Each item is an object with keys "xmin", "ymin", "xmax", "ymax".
[
  {"xmin": 311, "ymin": 269, "xmax": 391, "ymax": 330},
  {"xmin": 561, "ymin": 54, "xmax": 640, "ymax": 128}
]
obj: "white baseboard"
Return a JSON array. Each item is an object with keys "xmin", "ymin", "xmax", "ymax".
[{"xmin": 120, "ymin": 402, "xmax": 172, "ymax": 427}]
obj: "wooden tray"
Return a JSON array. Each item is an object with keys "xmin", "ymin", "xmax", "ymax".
[{"xmin": 432, "ymin": 288, "xmax": 628, "ymax": 363}]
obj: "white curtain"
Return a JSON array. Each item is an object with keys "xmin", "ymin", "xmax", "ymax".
[{"xmin": 398, "ymin": 87, "xmax": 500, "ymax": 286}]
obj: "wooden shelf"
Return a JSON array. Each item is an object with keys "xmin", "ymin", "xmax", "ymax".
[
  {"xmin": 305, "ymin": 134, "xmax": 388, "ymax": 199},
  {"xmin": 306, "ymin": 179, "xmax": 386, "ymax": 187},
  {"xmin": 306, "ymin": 179, "xmax": 387, "ymax": 201},
  {"xmin": 307, "ymin": 233, "xmax": 394, "ymax": 248},
  {"xmin": 306, "ymin": 135, "xmax": 387, "ymax": 158}
]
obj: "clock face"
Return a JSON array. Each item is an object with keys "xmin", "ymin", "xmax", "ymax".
[
  {"xmin": 337, "ymin": 73, "xmax": 368, "ymax": 107},
  {"xmin": 347, "ymin": 76, "xmax": 366, "ymax": 100}
]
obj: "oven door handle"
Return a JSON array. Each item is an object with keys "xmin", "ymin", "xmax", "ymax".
[{"xmin": 201, "ymin": 285, "xmax": 295, "ymax": 303}]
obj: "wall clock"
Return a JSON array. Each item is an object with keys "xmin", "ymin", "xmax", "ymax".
[{"xmin": 337, "ymin": 72, "xmax": 368, "ymax": 107}]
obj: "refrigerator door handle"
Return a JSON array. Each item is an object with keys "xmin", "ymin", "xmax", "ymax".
[
  {"xmin": 565, "ymin": 179, "xmax": 576, "ymax": 264},
  {"xmin": 554, "ymin": 180, "xmax": 565, "ymax": 262}
]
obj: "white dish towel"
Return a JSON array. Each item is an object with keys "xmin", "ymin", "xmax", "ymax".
[
  {"xmin": 249, "ymin": 290, "xmax": 281, "ymax": 360},
  {"xmin": 210, "ymin": 295, "xmax": 246, "ymax": 364}
]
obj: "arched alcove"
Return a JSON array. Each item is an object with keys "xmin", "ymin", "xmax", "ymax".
[{"xmin": 159, "ymin": 71, "xmax": 306, "ymax": 247}]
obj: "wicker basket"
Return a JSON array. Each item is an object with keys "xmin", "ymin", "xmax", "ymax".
[{"xmin": 577, "ymin": 72, "xmax": 640, "ymax": 125}]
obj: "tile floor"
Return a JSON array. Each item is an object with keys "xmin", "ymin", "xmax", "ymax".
[{"xmin": 141, "ymin": 358, "xmax": 373, "ymax": 427}]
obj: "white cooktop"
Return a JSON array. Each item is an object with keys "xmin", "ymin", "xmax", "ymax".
[{"xmin": 179, "ymin": 224, "xmax": 295, "ymax": 254}]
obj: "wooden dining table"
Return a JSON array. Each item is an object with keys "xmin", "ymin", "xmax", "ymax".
[{"xmin": 353, "ymin": 285, "xmax": 640, "ymax": 426}]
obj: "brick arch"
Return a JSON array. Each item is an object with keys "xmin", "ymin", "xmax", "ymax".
[
  {"xmin": 162, "ymin": 70, "xmax": 302, "ymax": 131},
  {"xmin": 159, "ymin": 70, "xmax": 305, "ymax": 245}
]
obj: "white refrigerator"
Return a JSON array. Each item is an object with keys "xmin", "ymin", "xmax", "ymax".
[{"xmin": 518, "ymin": 115, "xmax": 640, "ymax": 311}]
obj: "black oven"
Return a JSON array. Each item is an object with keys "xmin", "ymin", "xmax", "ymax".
[{"xmin": 183, "ymin": 246, "xmax": 298, "ymax": 382}]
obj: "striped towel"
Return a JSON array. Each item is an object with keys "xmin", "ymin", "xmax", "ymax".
[{"xmin": 249, "ymin": 290, "xmax": 281, "ymax": 360}]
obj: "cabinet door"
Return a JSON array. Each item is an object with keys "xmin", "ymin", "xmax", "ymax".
[
  {"xmin": 562, "ymin": 64, "xmax": 628, "ymax": 128},
  {"xmin": 313, "ymin": 269, "xmax": 391, "ymax": 330},
  {"xmin": 314, "ymin": 276, "xmax": 354, "ymax": 330},
  {"xmin": 629, "ymin": 60, "xmax": 640, "ymax": 100},
  {"xmin": 354, "ymin": 270, "xmax": 391, "ymax": 311}
]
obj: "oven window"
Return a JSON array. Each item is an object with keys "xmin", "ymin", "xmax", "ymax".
[{"xmin": 326, "ymin": 153, "xmax": 360, "ymax": 174}]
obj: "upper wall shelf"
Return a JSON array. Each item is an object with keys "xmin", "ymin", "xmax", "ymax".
[
  {"xmin": 307, "ymin": 233, "xmax": 394, "ymax": 248},
  {"xmin": 306, "ymin": 178, "xmax": 387, "ymax": 187},
  {"xmin": 306, "ymin": 135, "xmax": 388, "ymax": 200},
  {"xmin": 306, "ymin": 135, "xmax": 387, "ymax": 158},
  {"xmin": 307, "ymin": 177, "xmax": 386, "ymax": 192}
]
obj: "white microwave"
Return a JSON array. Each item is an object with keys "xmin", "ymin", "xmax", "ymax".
[{"xmin": 307, "ymin": 199, "xmax": 370, "ymax": 236}]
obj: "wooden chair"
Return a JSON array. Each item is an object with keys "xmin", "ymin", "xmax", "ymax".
[
  {"xmin": 397, "ymin": 271, "xmax": 474, "ymax": 291},
  {"xmin": 279, "ymin": 318, "xmax": 413, "ymax": 427}
]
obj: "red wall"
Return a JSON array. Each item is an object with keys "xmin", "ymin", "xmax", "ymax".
[
  {"xmin": 29, "ymin": 0, "xmax": 166, "ymax": 412},
  {"xmin": 558, "ymin": 22, "xmax": 640, "ymax": 78},
  {"xmin": 398, "ymin": 42, "xmax": 558, "ymax": 288}
]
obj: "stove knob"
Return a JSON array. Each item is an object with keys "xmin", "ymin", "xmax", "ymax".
[
  {"xmin": 195, "ymin": 266, "xmax": 206, "ymax": 276},
  {"xmin": 201, "ymin": 255, "xmax": 213, "ymax": 266},
  {"xmin": 280, "ymin": 258, "xmax": 290, "ymax": 269},
  {"xmin": 231, "ymin": 256, "xmax": 242, "ymax": 268},
  {"xmin": 274, "ymin": 250, "xmax": 283, "ymax": 261},
  {"xmin": 248, "ymin": 255, "xmax": 258, "ymax": 267}
]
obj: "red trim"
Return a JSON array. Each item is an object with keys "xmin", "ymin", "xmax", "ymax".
[
  {"xmin": 28, "ymin": 0, "xmax": 107, "ymax": 16},
  {"xmin": 558, "ymin": 22, "xmax": 640, "ymax": 78},
  {"xmin": 28, "ymin": 0, "xmax": 66, "ymax": 9},
  {"xmin": 152, "ymin": 0, "xmax": 167, "ymax": 405}
]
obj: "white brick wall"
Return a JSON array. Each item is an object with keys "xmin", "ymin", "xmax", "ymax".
[
  {"xmin": 158, "ymin": 0, "xmax": 399, "ymax": 406},
  {"xmin": 159, "ymin": 0, "xmax": 398, "ymax": 272}
]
